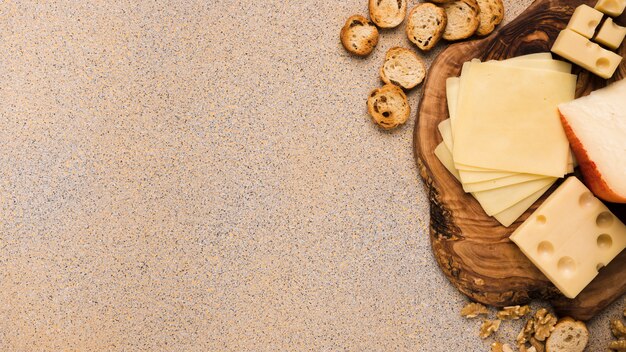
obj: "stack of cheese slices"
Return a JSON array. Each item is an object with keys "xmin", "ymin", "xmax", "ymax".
[{"xmin": 434, "ymin": 53, "xmax": 578, "ymax": 227}]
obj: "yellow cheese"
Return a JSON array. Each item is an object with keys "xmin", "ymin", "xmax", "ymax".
[
  {"xmin": 463, "ymin": 174, "xmax": 550, "ymax": 193},
  {"xmin": 446, "ymin": 78, "xmax": 460, "ymax": 130},
  {"xmin": 493, "ymin": 183, "xmax": 553, "ymax": 227},
  {"xmin": 438, "ymin": 119, "xmax": 454, "ymax": 151},
  {"xmin": 510, "ymin": 177, "xmax": 626, "ymax": 298},
  {"xmin": 433, "ymin": 142, "xmax": 554, "ymax": 223},
  {"xmin": 595, "ymin": 0, "xmax": 626, "ymax": 17},
  {"xmin": 434, "ymin": 142, "xmax": 461, "ymax": 181},
  {"xmin": 595, "ymin": 17, "xmax": 626, "ymax": 50},
  {"xmin": 472, "ymin": 177, "xmax": 557, "ymax": 216},
  {"xmin": 567, "ymin": 4, "xmax": 604, "ymax": 38},
  {"xmin": 453, "ymin": 61, "xmax": 575, "ymax": 177},
  {"xmin": 508, "ymin": 53, "xmax": 554, "ymax": 60},
  {"xmin": 551, "ymin": 29, "xmax": 623, "ymax": 79}
]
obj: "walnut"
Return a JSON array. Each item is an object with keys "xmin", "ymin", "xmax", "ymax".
[
  {"xmin": 490, "ymin": 342, "xmax": 514, "ymax": 352},
  {"xmin": 611, "ymin": 319, "xmax": 626, "ymax": 339},
  {"xmin": 497, "ymin": 305, "xmax": 531, "ymax": 320},
  {"xmin": 533, "ymin": 308, "xmax": 557, "ymax": 341},
  {"xmin": 480, "ymin": 319, "xmax": 501, "ymax": 339},
  {"xmin": 517, "ymin": 318, "xmax": 535, "ymax": 346},
  {"xmin": 461, "ymin": 302, "xmax": 489, "ymax": 318},
  {"xmin": 529, "ymin": 336, "xmax": 545, "ymax": 352},
  {"xmin": 519, "ymin": 346, "xmax": 537, "ymax": 352},
  {"xmin": 610, "ymin": 339, "xmax": 626, "ymax": 351}
]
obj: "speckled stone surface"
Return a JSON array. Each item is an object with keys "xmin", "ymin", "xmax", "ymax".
[{"xmin": 0, "ymin": 0, "xmax": 623, "ymax": 351}]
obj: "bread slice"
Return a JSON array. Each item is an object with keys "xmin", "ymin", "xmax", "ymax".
[
  {"xmin": 545, "ymin": 317, "xmax": 588, "ymax": 352},
  {"xmin": 367, "ymin": 84, "xmax": 410, "ymax": 130},
  {"xmin": 406, "ymin": 3, "xmax": 448, "ymax": 51},
  {"xmin": 380, "ymin": 47, "xmax": 426, "ymax": 89},
  {"xmin": 558, "ymin": 78, "xmax": 626, "ymax": 203},
  {"xmin": 340, "ymin": 15, "xmax": 379, "ymax": 56},
  {"xmin": 475, "ymin": 0, "xmax": 504, "ymax": 36},
  {"xmin": 369, "ymin": 0, "xmax": 407, "ymax": 28},
  {"xmin": 443, "ymin": 0, "xmax": 480, "ymax": 41}
]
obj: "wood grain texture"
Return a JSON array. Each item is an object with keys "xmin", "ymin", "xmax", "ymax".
[{"xmin": 414, "ymin": 0, "xmax": 626, "ymax": 320}]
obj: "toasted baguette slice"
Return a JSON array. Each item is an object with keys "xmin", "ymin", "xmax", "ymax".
[
  {"xmin": 443, "ymin": 0, "xmax": 480, "ymax": 41},
  {"xmin": 558, "ymin": 78, "xmax": 626, "ymax": 203},
  {"xmin": 380, "ymin": 47, "xmax": 426, "ymax": 89},
  {"xmin": 367, "ymin": 84, "xmax": 410, "ymax": 130},
  {"xmin": 369, "ymin": 0, "xmax": 407, "ymax": 28},
  {"xmin": 545, "ymin": 317, "xmax": 588, "ymax": 352},
  {"xmin": 406, "ymin": 3, "xmax": 447, "ymax": 51},
  {"xmin": 475, "ymin": 0, "xmax": 504, "ymax": 36},
  {"xmin": 340, "ymin": 15, "xmax": 379, "ymax": 56}
]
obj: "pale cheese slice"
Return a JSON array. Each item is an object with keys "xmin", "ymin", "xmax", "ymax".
[
  {"xmin": 434, "ymin": 142, "xmax": 556, "ymax": 221},
  {"xmin": 434, "ymin": 142, "xmax": 461, "ymax": 181},
  {"xmin": 438, "ymin": 119, "xmax": 454, "ymax": 151},
  {"xmin": 493, "ymin": 183, "xmax": 553, "ymax": 227},
  {"xmin": 453, "ymin": 62, "xmax": 575, "ymax": 176},
  {"xmin": 510, "ymin": 177, "xmax": 626, "ymax": 298},
  {"xmin": 463, "ymin": 174, "xmax": 551, "ymax": 193},
  {"xmin": 472, "ymin": 177, "xmax": 558, "ymax": 216}
]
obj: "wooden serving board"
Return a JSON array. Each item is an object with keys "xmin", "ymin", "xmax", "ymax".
[{"xmin": 414, "ymin": 0, "xmax": 626, "ymax": 320}]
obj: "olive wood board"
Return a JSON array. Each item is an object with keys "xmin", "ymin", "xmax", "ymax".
[{"xmin": 414, "ymin": 0, "xmax": 626, "ymax": 320}]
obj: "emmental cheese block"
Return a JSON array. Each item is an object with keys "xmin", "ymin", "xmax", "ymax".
[
  {"xmin": 595, "ymin": 18, "xmax": 626, "ymax": 50},
  {"xmin": 551, "ymin": 29, "xmax": 623, "ymax": 79},
  {"xmin": 567, "ymin": 4, "xmax": 604, "ymax": 38},
  {"xmin": 510, "ymin": 177, "xmax": 626, "ymax": 299},
  {"xmin": 595, "ymin": 0, "xmax": 626, "ymax": 17}
]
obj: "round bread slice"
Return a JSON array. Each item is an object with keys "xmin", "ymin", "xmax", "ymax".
[
  {"xmin": 380, "ymin": 47, "xmax": 426, "ymax": 90},
  {"xmin": 340, "ymin": 15, "xmax": 379, "ymax": 56},
  {"xmin": 545, "ymin": 317, "xmax": 589, "ymax": 352},
  {"xmin": 367, "ymin": 84, "xmax": 410, "ymax": 130},
  {"xmin": 369, "ymin": 0, "xmax": 407, "ymax": 28},
  {"xmin": 406, "ymin": 3, "xmax": 447, "ymax": 51},
  {"xmin": 442, "ymin": 0, "xmax": 480, "ymax": 41},
  {"xmin": 475, "ymin": 0, "xmax": 504, "ymax": 36}
]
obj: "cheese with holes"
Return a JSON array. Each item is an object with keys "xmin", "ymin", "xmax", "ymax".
[
  {"xmin": 453, "ymin": 62, "xmax": 575, "ymax": 176},
  {"xmin": 567, "ymin": 4, "xmax": 603, "ymax": 38},
  {"xmin": 595, "ymin": 0, "xmax": 626, "ymax": 17},
  {"xmin": 595, "ymin": 18, "xmax": 626, "ymax": 50},
  {"xmin": 510, "ymin": 177, "xmax": 626, "ymax": 298},
  {"xmin": 551, "ymin": 29, "xmax": 623, "ymax": 79}
]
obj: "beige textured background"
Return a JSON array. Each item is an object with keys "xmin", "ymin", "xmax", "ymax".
[{"xmin": 0, "ymin": 0, "xmax": 624, "ymax": 351}]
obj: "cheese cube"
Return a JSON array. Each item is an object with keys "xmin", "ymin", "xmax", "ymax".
[
  {"xmin": 595, "ymin": 0, "xmax": 626, "ymax": 17},
  {"xmin": 567, "ymin": 4, "xmax": 604, "ymax": 38},
  {"xmin": 595, "ymin": 17, "xmax": 626, "ymax": 49},
  {"xmin": 510, "ymin": 177, "xmax": 626, "ymax": 298},
  {"xmin": 551, "ymin": 29, "xmax": 623, "ymax": 79}
]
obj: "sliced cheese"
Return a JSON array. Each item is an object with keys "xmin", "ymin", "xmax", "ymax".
[
  {"xmin": 438, "ymin": 119, "xmax": 454, "ymax": 151},
  {"xmin": 453, "ymin": 61, "xmax": 575, "ymax": 176},
  {"xmin": 508, "ymin": 53, "xmax": 554, "ymax": 61},
  {"xmin": 434, "ymin": 142, "xmax": 555, "ymax": 227},
  {"xmin": 463, "ymin": 174, "xmax": 550, "ymax": 193},
  {"xmin": 472, "ymin": 177, "xmax": 558, "ymax": 216},
  {"xmin": 492, "ymin": 183, "xmax": 553, "ymax": 227},
  {"xmin": 434, "ymin": 142, "xmax": 461, "ymax": 181},
  {"xmin": 510, "ymin": 177, "xmax": 626, "ymax": 298}
]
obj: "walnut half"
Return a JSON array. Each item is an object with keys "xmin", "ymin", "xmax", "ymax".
[
  {"xmin": 461, "ymin": 302, "xmax": 489, "ymax": 318},
  {"xmin": 480, "ymin": 319, "xmax": 502, "ymax": 339},
  {"xmin": 611, "ymin": 319, "xmax": 626, "ymax": 339},
  {"xmin": 491, "ymin": 342, "xmax": 514, "ymax": 352},
  {"xmin": 533, "ymin": 308, "xmax": 557, "ymax": 342},
  {"xmin": 497, "ymin": 305, "xmax": 531, "ymax": 320},
  {"xmin": 610, "ymin": 339, "xmax": 626, "ymax": 351}
]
